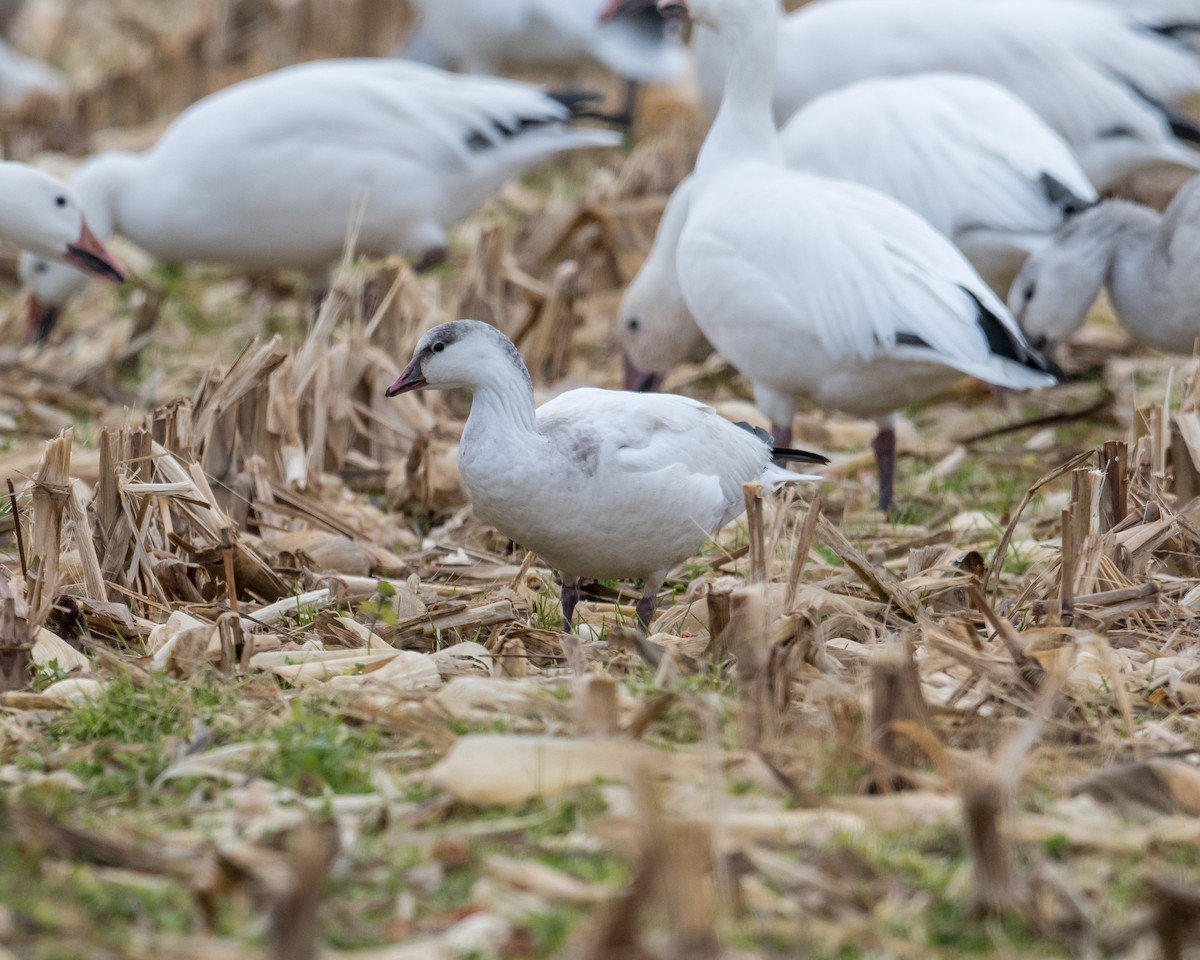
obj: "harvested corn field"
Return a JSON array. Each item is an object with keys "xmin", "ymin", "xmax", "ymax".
[{"xmin": 0, "ymin": 2, "xmax": 1199, "ymax": 960}]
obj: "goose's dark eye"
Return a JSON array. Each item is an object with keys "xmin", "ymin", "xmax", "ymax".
[
  {"xmin": 626, "ymin": 317, "xmax": 640, "ymax": 332},
  {"xmin": 431, "ymin": 341, "xmax": 445, "ymax": 353},
  {"xmin": 1023, "ymin": 281, "xmax": 1037, "ymax": 303},
  {"xmin": 54, "ymin": 195, "xmax": 67, "ymax": 208},
  {"xmin": 33, "ymin": 261, "xmax": 48, "ymax": 274}
]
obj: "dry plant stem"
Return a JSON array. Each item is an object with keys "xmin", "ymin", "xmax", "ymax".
[
  {"xmin": 26, "ymin": 431, "xmax": 73, "ymax": 631},
  {"xmin": 0, "ymin": 571, "xmax": 32, "ymax": 692},
  {"xmin": 816, "ymin": 513, "xmax": 918, "ymax": 617},
  {"xmin": 6, "ymin": 479, "xmax": 26, "ymax": 580},
  {"xmin": 743, "ymin": 482, "xmax": 766, "ymax": 584},
  {"xmin": 960, "ymin": 762, "xmax": 1024, "ymax": 916},
  {"xmin": 269, "ymin": 819, "xmax": 340, "ymax": 960},
  {"xmin": 784, "ymin": 492, "xmax": 821, "ymax": 613},
  {"xmin": 869, "ymin": 634, "xmax": 934, "ymax": 791},
  {"xmin": 987, "ymin": 450, "xmax": 1094, "ymax": 592}
]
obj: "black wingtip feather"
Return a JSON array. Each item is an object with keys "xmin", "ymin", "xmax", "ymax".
[
  {"xmin": 772, "ymin": 446, "xmax": 831, "ymax": 466},
  {"xmin": 1040, "ymin": 172, "xmax": 1098, "ymax": 218},
  {"xmin": 962, "ymin": 288, "xmax": 1067, "ymax": 385},
  {"xmin": 734, "ymin": 420, "xmax": 829, "ymax": 464}
]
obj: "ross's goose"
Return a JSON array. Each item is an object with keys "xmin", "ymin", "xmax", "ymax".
[
  {"xmin": 0, "ymin": 161, "xmax": 125, "ymax": 340},
  {"xmin": 620, "ymin": 73, "xmax": 1098, "ymax": 385},
  {"xmin": 402, "ymin": 0, "xmax": 689, "ymax": 86},
  {"xmin": 655, "ymin": 0, "xmax": 1063, "ymax": 514},
  {"xmin": 18, "ymin": 58, "xmax": 620, "ymax": 340},
  {"xmin": 1010, "ymin": 178, "xmax": 1200, "ymax": 355},
  {"xmin": 385, "ymin": 319, "xmax": 827, "ymax": 630},
  {"xmin": 691, "ymin": 0, "xmax": 1200, "ymax": 190}
]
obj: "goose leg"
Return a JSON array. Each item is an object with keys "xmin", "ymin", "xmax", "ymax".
[
  {"xmin": 871, "ymin": 415, "xmax": 898, "ymax": 515},
  {"xmin": 770, "ymin": 422, "xmax": 792, "ymax": 452},
  {"xmin": 561, "ymin": 579, "xmax": 582, "ymax": 633},
  {"xmin": 414, "ymin": 246, "xmax": 448, "ymax": 272}
]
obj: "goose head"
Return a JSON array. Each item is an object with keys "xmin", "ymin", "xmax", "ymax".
[
  {"xmin": 1008, "ymin": 205, "xmax": 1123, "ymax": 350},
  {"xmin": 386, "ymin": 320, "xmax": 530, "ymax": 396},
  {"xmin": 18, "ymin": 254, "xmax": 92, "ymax": 344},
  {"xmin": 617, "ymin": 268, "xmax": 711, "ymax": 391},
  {"xmin": 0, "ymin": 166, "xmax": 124, "ymax": 283}
]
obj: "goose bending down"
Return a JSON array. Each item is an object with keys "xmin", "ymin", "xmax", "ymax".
[
  {"xmin": 693, "ymin": 0, "xmax": 1200, "ymax": 190},
  {"xmin": 1010, "ymin": 178, "xmax": 1200, "ymax": 355},
  {"xmin": 385, "ymin": 320, "xmax": 827, "ymax": 630},
  {"xmin": 642, "ymin": 0, "xmax": 1062, "ymax": 514},
  {"xmin": 18, "ymin": 58, "xmax": 620, "ymax": 340},
  {"xmin": 402, "ymin": 0, "xmax": 689, "ymax": 87},
  {"xmin": 0, "ymin": 162, "xmax": 125, "ymax": 339},
  {"xmin": 620, "ymin": 73, "xmax": 1097, "ymax": 385}
]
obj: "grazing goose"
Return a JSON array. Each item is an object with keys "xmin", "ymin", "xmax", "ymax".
[
  {"xmin": 690, "ymin": 0, "xmax": 1200, "ymax": 190},
  {"xmin": 1010, "ymin": 179, "xmax": 1200, "ymax": 355},
  {"xmin": 385, "ymin": 320, "xmax": 827, "ymax": 630},
  {"xmin": 18, "ymin": 58, "xmax": 620, "ymax": 340},
  {"xmin": 657, "ymin": 0, "xmax": 1062, "ymax": 514},
  {"xmin": 0, "ymin": 162, "xmax": 125, "ymax": 340}
]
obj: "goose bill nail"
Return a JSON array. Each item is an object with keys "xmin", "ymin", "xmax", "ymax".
[{"xmin": 385, "ymin": 359, "xmax": 426, "ymax": 397}]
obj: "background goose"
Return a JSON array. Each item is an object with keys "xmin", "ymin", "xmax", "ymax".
[
  {"xmin": 659, "ymin": 0, "xmax": 1062, "ymax": 514},
  {"xmin": 692, "ymin": 0, "xmax": 1200, "ymax": 190},
  {"xmin": 0, "ymin": 161, "xmax": 125, "ymax": 340},
  {"xmin": 18, "ymin": 58, "xmax": 620, "ymax": 340},
  {"xmin": 385, "ymin": 319, "xmax": 827, "ymax": 630},
  {"xmin": 620, "ymin": 72, "xmax": 1097, "ymax": 385},
  {"xmin": 402, "ymin": 0, "xmax": 688, "ymax": 85},
  {"xmin": 1010, "ymin": 178, "xmax": 1200, "ymax": 355}
]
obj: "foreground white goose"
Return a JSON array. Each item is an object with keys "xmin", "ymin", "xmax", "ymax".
[
  {"xmin": 1010, "ymin": 179, "xmax": 1200, "ymax": 355},
  {"xmin": 386, "ymin": 320, "xmax": 826, "ymax": 629},
  {"xmin": 19, "ymin": 58, "xmax": 620, "ymax": 339},
  {"xmin": 620, "ymin": 72, "xmax": 1097, "ymax": 386},
  {"xmin": 402, "ymin": 0, "xmax": 689, "ymax": 88},
  {"xmin": 657, "ymin": 0, "xmax": 1062, "ymax": 513},
  {"xmin": 692, "ymin": 0, "xmax": 1200, "ymax": 190},
  {"xmin": 0, "ymin": 162, "xmax": 125, "ymax": 340}
]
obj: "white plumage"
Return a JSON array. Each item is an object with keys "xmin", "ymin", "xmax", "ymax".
[
  {"xmin": 19, "ymin": 58, "xmax": 620, "ymax": 338},
  {"xmin": 619, "ymin": 72, "xmax": 1097, "ymax": 381},
  {"xmin": 694, "ymin": 0, "xmax": 1200, "ymax": 190},
  {"xmin": 385, "ymin": 320, "xmax": 824, "ymax": 629},
  {"xmin": 1011, "ymin": 178, "xmax": 1200, "ymax": 355},
  {"xmin": 663, "ymin": 0, "xmax": 1061, "ymax": 513}
]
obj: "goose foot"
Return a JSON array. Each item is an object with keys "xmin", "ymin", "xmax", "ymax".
[
  {"xmin": 871, "ymin": 424, "xmax": 897, "ymax": 515},
  {"xmin": 561, "ymin": 580, "xmax": 582, "ymax": 633},
  {"xmin": 634, "ymin": 593, "xmax": 657, "ymax": 631}
]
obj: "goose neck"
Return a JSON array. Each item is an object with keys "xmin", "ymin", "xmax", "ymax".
[
  {"xmin": 694, "ymin": 10, "xmax": 782, "ymax": 182},
  {"xmin": 462, "ymin": 371, "xmax": 540, "ymax": 450},
  {"xmin": 73, "ymin": 152, "xmax": 141, "ymax": 240}
]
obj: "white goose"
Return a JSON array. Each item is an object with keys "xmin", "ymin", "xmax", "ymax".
[
  {"xmin": 620, "ymin": 72, "xmax": 1097, "ymax": 386},
  {"xmin": 1010, "ymin": 179, "xmax": 1200, "ymax": 355},
  {"xmin": 691, "ymin": 0, "xmax": 1200, "ymax": 190},
  {"xmin": 0, "ymin": 161, "xmax": 125, "ymax": 340},
  {"xmin": 385, "ymin": 320, "xmax": 827, "ymax": 630},
  {"xmin": 402, "ymin": 0, "xmax": 689, "ymax": 87},
  {"xmin": 657, "ymin": 0, "xmax": 1062, "ymax": 514},
  {"xmin": 0, "ymin": 34, "xmax": 62, "ymax": 103},
  {"xmin": 18, "ymin": 58, "xmax": 620, "ymax": 339}
]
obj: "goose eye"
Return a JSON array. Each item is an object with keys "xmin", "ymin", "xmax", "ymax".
[
  {"xmin": 431, "ymin": 341, "xmax": 445, "ymax": 353},
  {"xmin": 626, "ymin": 317, "xmax": 640, "ymax": 332},
  {"xmin": 54, "ymin": 195, "xmax": 67, "ymax": 208},
  {"xmin": 33, "ymin": 261, "xmax": 48, "ymax": 274},
  {"xmin": 1023, "ymin": 281, "xmax": 1037, "ymax": 303}
]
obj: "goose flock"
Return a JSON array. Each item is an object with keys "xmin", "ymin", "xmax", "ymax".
[{"xmin": 6, "ymin": 0, "xmax": 1200, "ymax": 631}]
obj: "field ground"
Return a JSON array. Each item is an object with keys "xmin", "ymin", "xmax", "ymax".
[{"xmin": 0, "ymin": 3, "xmax": 1199, "ymax": 959}]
